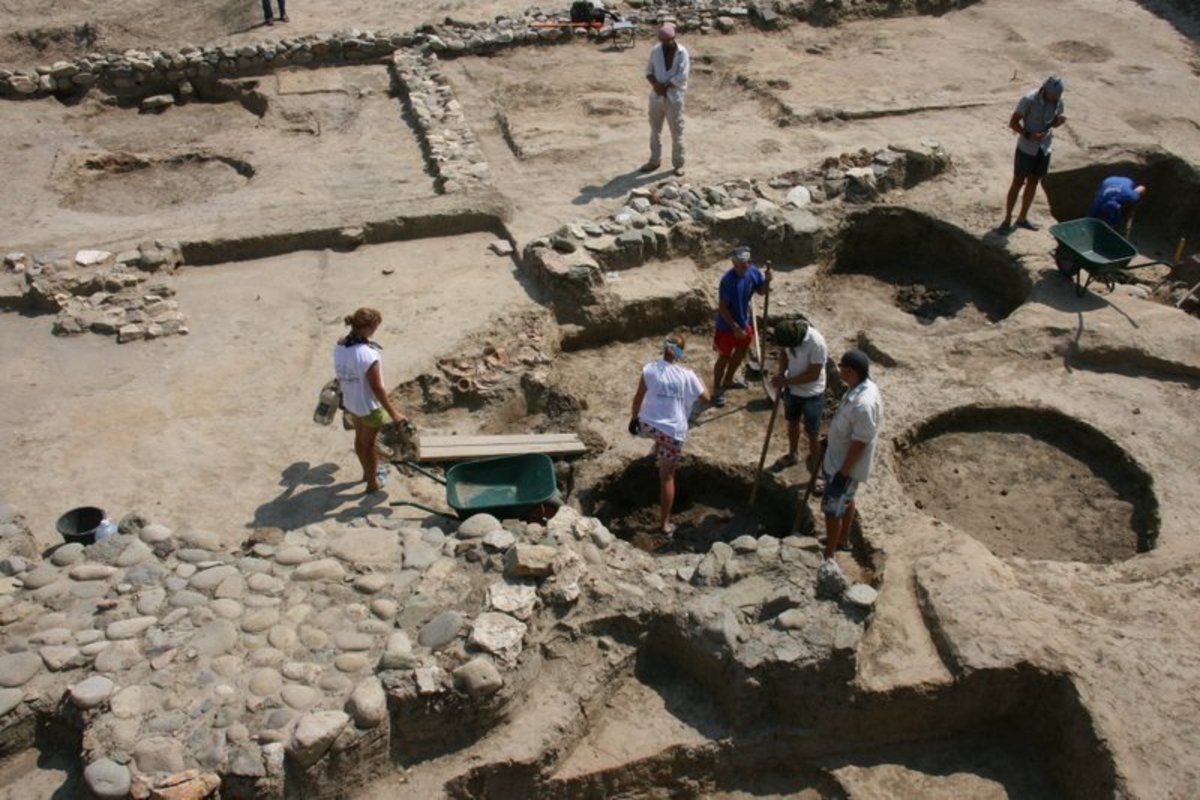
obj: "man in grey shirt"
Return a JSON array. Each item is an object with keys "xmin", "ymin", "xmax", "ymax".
[{"xmin": 999, "ymin": 75, "xmax": 1066, "ymax": 233}]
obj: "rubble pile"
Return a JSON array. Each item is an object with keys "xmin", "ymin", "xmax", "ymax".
[{"xmin": 2, "ymin": 244, "xmax": 189, "ymax": 343}]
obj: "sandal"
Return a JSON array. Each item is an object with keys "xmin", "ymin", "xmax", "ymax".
[
  {"xmin": 375, "ymin": 465, "xmax": 390, "ymax": 489},
  {"xmin": 818, "ymin": 535, "xmax": 853, "ymax": 553},
  {"xmin": 727, "ymin": 379, "xmax": 749, "ymax": 390},
  {"xmin": 771, "ymin": 453, "xmax": 798, "ymax": 473}
]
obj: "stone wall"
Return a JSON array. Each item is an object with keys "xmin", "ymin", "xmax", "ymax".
[
  {"xmin": 389, "ymin": 51, "xmax": 491, "ymax": 194},
  {"xmin": 520, "ymin": 142, "xmax": 951, "ymax": 347},
  {"xmin": 0, "ymin": 0, "xmax": 980, "ymax": 102}
]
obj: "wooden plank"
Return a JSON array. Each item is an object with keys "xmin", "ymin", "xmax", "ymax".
[
  {"xmin": 419, "ymin": 441, "xmax": 587, "ymax": 462},
  {"xmin": 421, "ymin": 433, "xmax": 581, "ymax": 447}
]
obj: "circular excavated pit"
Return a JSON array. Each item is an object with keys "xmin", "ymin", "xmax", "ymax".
[
  {"xmin": 584, "ymin": 457, "xmax": 807, "ymax": 553},
  {"xmin": 62, "ymin": 151, "xmax": 253, "ymax": 215},
  {"xmin": 830, "ymin": 207, "xmax": 1031, "ymax": 325},
  {"xmin": 896, "ymin": 405, "xmax": 1159, "ymax": 562}
]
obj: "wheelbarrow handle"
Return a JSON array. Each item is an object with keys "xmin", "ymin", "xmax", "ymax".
[
  {"xmin": 389, "ymin": 499, "xmax": 454, "ymax": 517},
  {"xmin": 395, "ymin": 460, "xmax": 446, "ymax": 486}
]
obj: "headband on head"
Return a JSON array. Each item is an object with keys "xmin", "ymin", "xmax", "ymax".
[{"xmin": 664, "ymin": 339, "xmax": 684, "ymax": 361}]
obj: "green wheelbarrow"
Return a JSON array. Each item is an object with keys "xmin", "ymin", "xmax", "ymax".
[
  {"xmin": 390, "ymin": 453, "xmax": 562, "ymax": 522},
  {"xmin": 1049, "ymin": 218, "xmax": 1169, "ymax": 297}
]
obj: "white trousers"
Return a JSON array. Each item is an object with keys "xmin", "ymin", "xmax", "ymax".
[{"xmin": 648, "ymin": 94, "xmax": 685, "ymax": 169}]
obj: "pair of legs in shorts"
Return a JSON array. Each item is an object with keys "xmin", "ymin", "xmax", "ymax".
[
  {"xmin": 821, "ymin": 472, "xmax": 858, "ymax": 558},
  {"xmin": 779, "ymin": 392, "xmax": 822, "ymax": 471},
  {"xmin": 1001, "ymin": 147, "xmax": 1051, "ymax": 232},
  {"xmin": 639, "ymin": 421, "xmax": 683, "ymax": 535},
  {"xmin": 348, "ymin": 408, "xmax": 389, "ymax": 491},
  {"xmin": 711, "ymin": 326, "xmax": 752, "ymax": 406}
]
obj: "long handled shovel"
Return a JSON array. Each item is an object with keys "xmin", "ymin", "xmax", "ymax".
[
  {"xmin": 790, "ymin": 439, "xmax": 828, "ymax": 535},
  {"xmin": 749, "ymin": 382, "xmax": 783, "ymax": 506},
  {"xmin": 745, "ymin": 261, "xmax": 773, "ymax": 381},
  {"xmin": 760, "ymin": 260, "xmax": 776, "ymax": 401}
]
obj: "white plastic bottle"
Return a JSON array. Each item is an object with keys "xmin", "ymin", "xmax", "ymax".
[{"xmin": 313, "ymin": 379, "xmax": 341, "ymax": 425}]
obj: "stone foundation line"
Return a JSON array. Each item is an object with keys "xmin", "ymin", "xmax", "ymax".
[
  {"xmin": 0, "ymin": 0, "xmax": 978, "ymax": 101},
  {"xmin": 0, "ymin": 142, "xmax": 949, "ymax": 346}
]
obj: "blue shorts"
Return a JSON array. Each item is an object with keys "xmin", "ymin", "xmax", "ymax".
[
  {"xmin": 783, "ymin": 392, "xmax": 823, "ymax": 434},
  {"xmin": 820, "ymin": 472, "xmax": 859, "ymax": 519}
]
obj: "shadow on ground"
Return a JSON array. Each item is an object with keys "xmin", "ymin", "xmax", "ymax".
[{"xmin": 248, "ymin": 461, "xmax": 391, "ymax": 529}]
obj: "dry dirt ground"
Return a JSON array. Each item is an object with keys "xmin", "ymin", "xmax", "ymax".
[{"xmin": 2, "ymin": 0, "xmax": 1200, "ymax": 797}]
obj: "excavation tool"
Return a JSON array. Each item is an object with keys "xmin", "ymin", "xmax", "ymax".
[
  {"xmin": 746, "ymin": 297, "xmax": 764, "ymax": 379},
  {"xmin": 790, "ymin": 439, "xmax": 828, "ymax": 535},
  {"xmin": 749, "ymin": 367, "xmax": 784, "ymax": 506},
  {"xmin": 1149, "ymin": 237, "xmax": 1188, "ymax": 293},
  {"xmin": 745, "ymin": 261, "xmax": 776, "ymax": 401},
  {"xmin": 761, "ymin": 260, "xmax": 776, "ymax": 401}
]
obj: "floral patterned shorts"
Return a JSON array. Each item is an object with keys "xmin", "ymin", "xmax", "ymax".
[{"xmin": 639, "ymin": 422, "xmax": 683, "ymax": 464}]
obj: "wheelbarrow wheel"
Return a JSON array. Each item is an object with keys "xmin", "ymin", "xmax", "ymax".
[{"xmin": 1054, "ymin": 245, "xmax": 1079, "ymax": 279}]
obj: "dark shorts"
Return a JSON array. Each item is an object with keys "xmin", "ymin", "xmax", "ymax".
[
  {"xmin": 783, "ymin": 392, "xmax": 823, "ymax": 434},
  {"xmin": 1014, "ymin": 147, "xmax": 1051, "ymax": 179},
  {"xmin": 713, "ymin": 326, "xmax": 752, "ymax": 357}
]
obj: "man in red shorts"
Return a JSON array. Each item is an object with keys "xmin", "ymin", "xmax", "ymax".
[{"xmin": 711, "ymin": 246, "xmax": 771, "ymax": 407}]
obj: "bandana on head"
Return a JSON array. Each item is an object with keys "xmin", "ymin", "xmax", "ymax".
[{"xmin": 664, "ymin": 339, "xmax": 684, "ymax": 361}]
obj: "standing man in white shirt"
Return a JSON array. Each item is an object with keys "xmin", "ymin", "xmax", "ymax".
[
  {"xmin": 770, "ymin": 318, "xmax": 828, "ymax": 473},
  {"xmin": 641, "ymin": 23, "xmax": 690, "ymax": 178},
  {"xmin": 820, "ymin": 349, "xmax": 883, "ymax": 559}
]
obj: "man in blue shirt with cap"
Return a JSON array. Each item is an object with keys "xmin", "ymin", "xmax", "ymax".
[
  {"xmin": 710, "ymin": 246, "xmax": 770, "ymax": 408},
  {"xmin": 1089, "ymin": 176, "xmax": 1146, "ymax": 234}
]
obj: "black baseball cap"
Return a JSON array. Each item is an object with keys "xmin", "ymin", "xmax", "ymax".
[{"xmin": 839, "ymin": 348, "xmax": 870, "ymax": 380}]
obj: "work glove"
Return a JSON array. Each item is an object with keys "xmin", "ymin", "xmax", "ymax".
[
  {"xmin": 826, "ymin": 472, "xmax": 849, "ymax": 498},
  {"xmin": 628, "ymin": 418, "xmax": 641, "ymax": 437}
]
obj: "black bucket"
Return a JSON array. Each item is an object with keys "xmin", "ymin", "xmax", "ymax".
[{"xmin": 56, "ymin": 506, "xmax": 107, "ymax": 545}]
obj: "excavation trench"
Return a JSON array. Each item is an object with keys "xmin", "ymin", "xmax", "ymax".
[
  {"xmin": 894, "ymin": 404, "xmax": 1160, "ymax": 559},
  {"xmin": 1043, "ymin": 149, "xmax": 1200, "ymax": 253},
  {"xmin": 581, "ymin": 457, "xmax": 829, "ymax": 553},
  {"xmin": 62, "ymin": 150, "xmax": 254, "ymax": 215},
  {"xmin": 830, "ymin": 207, "xmax": 1031, "ymax": 324},
  {"xmin": 443, "ymin": 623, "xmax": 1116, "ymax": 800}
]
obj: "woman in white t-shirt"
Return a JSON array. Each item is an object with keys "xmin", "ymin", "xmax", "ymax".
[
  {"xmin": 628, "ymin": 334, "xmax": 710, "ymax": 537},
  {"xmin": 333, "ymin": 308, "xmax": 409, "ymax": 492}
]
